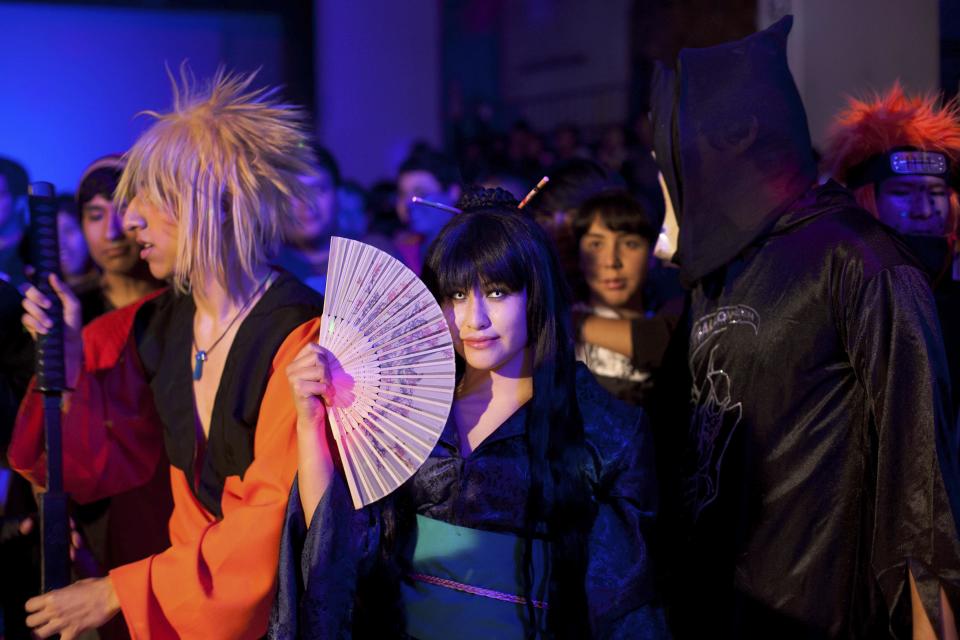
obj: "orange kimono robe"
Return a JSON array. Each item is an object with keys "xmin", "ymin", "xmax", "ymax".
[{"xmin": 10, "ymin": 273, "xmax": 323, "ymax": 639}]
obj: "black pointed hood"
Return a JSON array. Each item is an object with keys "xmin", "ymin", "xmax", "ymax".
[{"xmin": 651, "ymin": 16, "xmax": 817, "ymax": 285}]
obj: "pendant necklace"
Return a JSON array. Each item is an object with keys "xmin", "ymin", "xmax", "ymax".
[{"xmin": 192, "ymin": 272, "xmax": 272, "ymax": 381}]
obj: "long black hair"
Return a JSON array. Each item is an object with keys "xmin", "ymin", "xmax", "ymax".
[{"xmin": 421, "ymin": 187, "xmax": 597, "ymax": 638}]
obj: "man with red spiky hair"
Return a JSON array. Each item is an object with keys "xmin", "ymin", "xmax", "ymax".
[{"xmin": 824, "ymin": 83, "xmax": 960, "ymax": 422}]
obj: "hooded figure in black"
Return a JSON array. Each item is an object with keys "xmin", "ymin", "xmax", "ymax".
[{"xmin": 651, "ymin": 16, "xmax": 960, "ymax": 639}]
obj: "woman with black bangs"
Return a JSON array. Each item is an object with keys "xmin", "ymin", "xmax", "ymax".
[{"xmin": 271, "ymin": 188, "xmax": 666, "ymax": 639}]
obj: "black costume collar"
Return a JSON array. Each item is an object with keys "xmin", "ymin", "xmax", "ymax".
[{"xmin": 137, "ymin": 270, "xmax": 323, "ymax": 517}]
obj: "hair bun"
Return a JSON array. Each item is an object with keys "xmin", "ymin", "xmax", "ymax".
[{"xmin": 456, "ymin": 186, "xmax": 519, "ymax": 213}]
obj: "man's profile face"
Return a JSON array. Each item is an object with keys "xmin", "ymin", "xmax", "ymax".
[{"xmin": 875, "ymin": 175, "xmax": 951, "ymax": 236}]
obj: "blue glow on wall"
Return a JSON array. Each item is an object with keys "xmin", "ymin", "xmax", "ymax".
[{"xmin": 0, "ymin": 3, "xmax": 284, "ymax": 192}]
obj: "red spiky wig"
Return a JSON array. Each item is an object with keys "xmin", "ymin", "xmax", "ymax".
[{"xmin": 823, "ymin": 82, "xmax": 960, "ymax": 238}]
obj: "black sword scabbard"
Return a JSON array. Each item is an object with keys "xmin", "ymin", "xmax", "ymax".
[{"xmin": 29, "ymin": 181, "xmax": 70, "ymax": 592}]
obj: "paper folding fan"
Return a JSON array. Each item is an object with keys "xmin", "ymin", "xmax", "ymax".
[{"xmin": 320, "ymin": 236, "xmax": 456, "ymax": 508}]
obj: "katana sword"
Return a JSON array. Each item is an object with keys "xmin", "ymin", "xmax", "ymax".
[{"xmin": 28, "ymin": 181, "xmax": 70, "ymax": 592}]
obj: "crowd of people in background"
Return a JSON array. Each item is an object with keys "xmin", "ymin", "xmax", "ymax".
[
  {"xmin": 0, "ymin": 15, "xmax": 958, "ymax": 640},
  {"xmin": 0, "ymin": 87, "xmax": 694, "ymax": 638}
]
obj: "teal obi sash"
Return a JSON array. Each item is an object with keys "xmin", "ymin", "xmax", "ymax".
[{"xmin": 401, "ymin": 514, "xmax": 550, "ymax": 639}]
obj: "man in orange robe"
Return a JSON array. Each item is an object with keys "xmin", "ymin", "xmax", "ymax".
[{"xmin": 12, "ymin": 70, "xmax": 325, "ymax": 639}]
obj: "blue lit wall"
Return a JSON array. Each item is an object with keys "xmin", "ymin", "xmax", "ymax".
[
  {"xmin": 0, "ymin": 3, "xmax": 284, "ymax": 192},
  {"xmin": 315, "ymin": 0, "xmax": 442, "ymax": 186}
]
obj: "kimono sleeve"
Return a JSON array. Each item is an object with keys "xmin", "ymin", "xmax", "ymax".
[
  {"xmin": 585, "ymin": 404, "xmax": 668, "ymax": 638},
  {"xmin": 8, "ymin": 296, "xmax": 165, "ymax": 503},
  {"xmin": 107, "ymin": 319, "xmax": 319, "ymax": 640},
  {"xmin": 843, "ymin": 264, "xmax": 960, "ymax": 632},
  {"xmin": 268, "ymin": 473, "xmax": 381, "ymax": 640}
]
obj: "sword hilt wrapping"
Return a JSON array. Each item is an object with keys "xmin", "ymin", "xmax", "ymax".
[{"xmin": 28, "ymin": 181, "xmax": 67, "ymax": 393}]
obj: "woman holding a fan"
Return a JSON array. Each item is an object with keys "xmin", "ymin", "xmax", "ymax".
[{"xmin": 275, "ymin": 188, "xmax": 666, "ymax": 639}]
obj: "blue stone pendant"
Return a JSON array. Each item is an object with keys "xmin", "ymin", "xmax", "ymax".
[{"xmin": 193, "ymin": 351, "xmax": 208, "ymax": 380}]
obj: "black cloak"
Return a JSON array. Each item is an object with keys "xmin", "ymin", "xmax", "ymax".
[{"xmin": 652, "ymin": 16, "xmax": 960, "ymax": 639}]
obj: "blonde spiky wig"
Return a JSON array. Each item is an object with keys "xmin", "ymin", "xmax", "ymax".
[
  {"xmin": 822, "ymin": 82, "xmax": 960, "ymax": 236},
  {"xmin": 116, "ymin": 66, "xmax": 316, "ymax": 295}
]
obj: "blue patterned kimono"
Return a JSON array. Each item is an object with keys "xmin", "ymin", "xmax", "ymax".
[{"xmin": 269, "ymin": 364, "xmax": 667, "ymax": 639}]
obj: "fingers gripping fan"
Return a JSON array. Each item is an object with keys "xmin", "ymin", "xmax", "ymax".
[{"xmin": 321, "ymin": 237, "xmax": 456, "ymax": 508}]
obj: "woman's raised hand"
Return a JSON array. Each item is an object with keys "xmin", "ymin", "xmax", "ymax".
[
  {"xmin": 20, "ymin": 273, "xmax": 83, "ymax": 386},
  {"xmin": 286, "ymin": 342, "xmax": 338, "ymax": 524},
  {"xmin": 286, "ymin": 342, "xmax": 336, "ymax": 428}
]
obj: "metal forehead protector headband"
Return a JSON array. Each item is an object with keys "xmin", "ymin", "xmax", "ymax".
[{"xmin": 846, "ymin": 147, "xmax": 950, "ymax": 190}]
